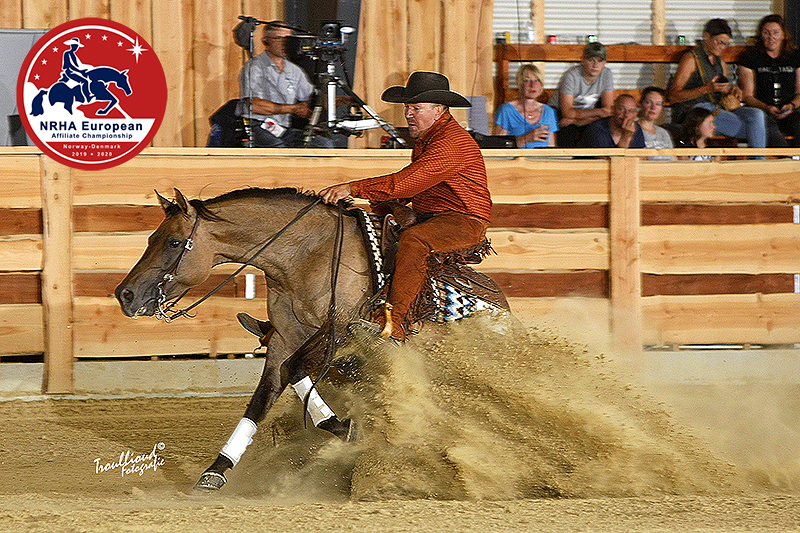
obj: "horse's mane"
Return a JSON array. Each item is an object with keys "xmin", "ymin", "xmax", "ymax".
[
  {"xmin": 165, "ymin": 188, "xmax": 352, "ymax": 221},
  {"xmin": 161, "ymin": 188, "xmax": 315, "ymax": 221}
]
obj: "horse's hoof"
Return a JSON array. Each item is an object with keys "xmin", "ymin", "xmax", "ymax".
[
  {"xmin": 317, "ymin": 416, "xmax": 358, "ymax": 443},
  {"xmin": 193, "ymin": 471, "xmax": 227, "ymax": 492}
]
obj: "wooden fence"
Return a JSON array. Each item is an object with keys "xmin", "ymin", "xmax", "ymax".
[{"xmin": 1, "ymin": 147, "xmax": 799, "ymax": 393}]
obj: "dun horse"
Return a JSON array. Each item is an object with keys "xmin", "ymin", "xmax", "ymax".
[{"xmin": 115, "ymin": 187, "xmax": 509, "ymax": 491}]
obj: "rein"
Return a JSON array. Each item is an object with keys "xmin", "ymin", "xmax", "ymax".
[
  {"xmin": 302, "ymin": 200, "xmax": 346, "ymax": 426},
  {"xmin": 155, "ymin": 197, "xmax": 323, "ymax": 322}
]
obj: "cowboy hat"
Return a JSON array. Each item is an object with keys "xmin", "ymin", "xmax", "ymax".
[
  {"xmin": 64, "ymin": 37, "xmax": 84, "ymax": 47},
  {"xmin": 381, "ymin": 71, "xmax": 471, "ymax": 108}
]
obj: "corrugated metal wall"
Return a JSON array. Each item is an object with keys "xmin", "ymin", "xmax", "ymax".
[{"xmin": 494, "ymin": 0, "xmax": 773, "ymax": 94}]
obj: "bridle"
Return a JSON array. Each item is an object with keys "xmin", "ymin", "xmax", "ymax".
[{"xmin": 153, "ymin": 197, "xmax": 324, "ymax": 322}]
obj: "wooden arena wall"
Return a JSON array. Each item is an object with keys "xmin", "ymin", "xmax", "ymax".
[
  {"xmin": 1, "ymin": 147, "xmax": 799, "ymax": 392},
  {"xmin": 0, "ymin": 0, "xmax": 494, "ymax": 149}
]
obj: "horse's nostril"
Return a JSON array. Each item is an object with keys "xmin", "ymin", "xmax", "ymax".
[{"xmin": 121, "ymin": 288, "xmax": 134, "ymax": 303}]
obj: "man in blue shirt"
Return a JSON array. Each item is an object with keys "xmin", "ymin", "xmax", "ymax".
[{"xmin": 580, "ymin": 93, "xmax": 646, "ymax": 148}]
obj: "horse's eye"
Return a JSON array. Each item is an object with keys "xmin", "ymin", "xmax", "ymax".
[{"xmin": 168, "ymin": 238, "xmax": 182, "ymax": 249}]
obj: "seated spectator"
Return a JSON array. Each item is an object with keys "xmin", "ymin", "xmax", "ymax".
[
  {"xmin": 738, "ymin": 14, "xmax": 800, "ymax": 147},
  {"xmin": 579, "ymin": 94, "xmax": 645, "ymax": 148},
  {"xmin": 637, "ymin": 86, "xmax": 675, "ymax": 160},
  {"xmin": 668, "ymin": 18, "xmax": 766, "ymax": 155},
  {"xmin": 548, "ymin": 42, "xmax": 614, "ymax": 147},
  {"xmin": 676, "ymin": 106, "xmax": 717, "ymax": 161},
  {"xmin": 494, "ymin": 64, "xmax": 558, "ymax": 147},
  {"xmin": 236, "ymin": 21, "xmax": 333, "ymax": 148}
]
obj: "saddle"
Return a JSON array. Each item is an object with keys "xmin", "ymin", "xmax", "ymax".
[
  {"xmin": 351, "ymin": 202, "xmax": 510, "ymax": 331},
  {"xmin": 237, "ymin": 202, "xmax": 510, "ymax": 349}
]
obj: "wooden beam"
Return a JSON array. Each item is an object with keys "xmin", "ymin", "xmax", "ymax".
[
  {"xmin": 641, "ymin": 224, "xmax": 800, "ymax": 274},
  {"xmin": 642, "ymin": 293, "xmax": 800, "ymax": 345},
  {"xmin": 0, "ymin": 208, "xmax": 43, "ymax": 235},
  {"xmin": 40, "ymin": 159, "xmax": 74, "ymax": 394},
  {"xmin": 0, "ymin": 304, "xmax": 44, "ymax": 356},
  {"xmin": 491, "ymin": 203, "xmax": 607, "ymax": 229},
  {"xmin": 642, "ymin": 273, "xmax": 795, "ymax": 296},
  {"xmin": 609, "ymin": 156, "xmax": 642, "ymax": 356}
]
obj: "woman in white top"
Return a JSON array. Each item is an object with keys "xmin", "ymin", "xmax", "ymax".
[{"xmin": 637, "ymin": 86, "xmax": 674, "ymax": 160}]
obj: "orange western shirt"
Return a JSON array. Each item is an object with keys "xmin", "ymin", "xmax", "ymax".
[{"xmin": 349, "ymin": 111, "xmax": 492, "ymax": 221}]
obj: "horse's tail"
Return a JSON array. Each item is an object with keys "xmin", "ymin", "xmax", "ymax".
[{"xmin": 31, "ymin": 89, "xmax": 47, "ymax": 116}]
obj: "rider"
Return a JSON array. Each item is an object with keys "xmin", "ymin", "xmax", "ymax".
[
  {"xmin": 59, "ymin": 37, "xmax": 92, "ymax": 102},
  {"xmin": 320, "ymin": 71, "xmax": 492, "ymax": 341}
]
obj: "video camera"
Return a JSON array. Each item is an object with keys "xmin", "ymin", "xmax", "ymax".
[{"xmin": 287, "ymin": 22, "xmax": 355, "ymax": 63}]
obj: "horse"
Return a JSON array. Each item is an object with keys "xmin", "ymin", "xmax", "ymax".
[
  {"xmin": 31, "ymin": 67, "xmax": 131, "ymax": 116},
  {"xmin": 115, "ymin": 187, "xmax": 509, "ymax": 492}
]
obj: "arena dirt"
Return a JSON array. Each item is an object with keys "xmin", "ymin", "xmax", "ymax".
[{"xmin": 1, "ymin": 313, "xmax": 799, "ymax": 532}]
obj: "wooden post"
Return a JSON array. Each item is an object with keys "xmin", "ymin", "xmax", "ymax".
[
  {"xmin": 41, "ymin": 157, "xmax": 74, "ymax": 394},
  {"xmin": 609, "ymin": 156, "xmax": 643, "ymax": 360},
  {"xmin": 651, "ymin": 0, "xmax": 667, "ymax": 88},
  {"xmin": 532, "ymin": 0, "xmax": 545, "ymax": 44}
]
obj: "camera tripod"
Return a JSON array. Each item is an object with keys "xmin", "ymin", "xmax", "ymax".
[{"xmin": 301, "ymin": 53, "xmax": 407, "ymax": 148}]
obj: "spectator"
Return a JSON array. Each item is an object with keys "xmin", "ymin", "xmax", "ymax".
[
  {"xmin": 738, "ymin": 14, "xmax": 800, "ymax": 147},
  {"xmin": 580, "ymin": 94, "xmax": 645, "ymax": 148},
  {"xmin": 637, "ymin": 86, "xmax": 675, "ymax": 160},
  {"xmin": 548, "ymin": 42, "xmax": 614, "ymax": 147},
  {"xmin": 236, "ymin": 21, "xmax": 333, "ymax": 148},
  {"xmin": 668, "ymin": 18, "xmax": 766, "ymax": 154},
  {"xmin": 494, "ymin": 64, "xmax": 558, "ymax": 147},
  {"xmin": 676, "ymin": 106, "xmax": 717, "ymax": 161}
]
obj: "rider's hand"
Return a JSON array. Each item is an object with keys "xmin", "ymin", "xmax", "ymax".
[{"xmin": 319, "ymin": 183, "xmax": 352, "ymax": 204}]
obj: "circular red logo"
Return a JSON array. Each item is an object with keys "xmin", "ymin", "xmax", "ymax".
[{"xmin": 17, "ymin": 18, "xmax": 167, "ymax": 170}]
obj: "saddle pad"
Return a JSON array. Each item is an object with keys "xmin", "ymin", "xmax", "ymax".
[
  {"xmin": 352, "ymin": 208, "xmax": 508, "ymax": 324},
  {"xmin": 430, "ymin": 277, "xmax": 504, "ymax": 322}
]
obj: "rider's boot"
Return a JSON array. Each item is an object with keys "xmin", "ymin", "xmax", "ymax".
[{"xmin": 352, "ymin": 303, "xmax": 407, "ymax": 343}]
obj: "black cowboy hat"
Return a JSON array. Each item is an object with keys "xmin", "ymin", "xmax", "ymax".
[{"xmin": 381, "ymin": 71, "xmax": 471, "ymax": 108}]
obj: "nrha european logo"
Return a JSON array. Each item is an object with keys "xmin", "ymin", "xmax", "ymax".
[{"xmin": 17, "ymin": 18, "xmax": 167, "ymax": 170}]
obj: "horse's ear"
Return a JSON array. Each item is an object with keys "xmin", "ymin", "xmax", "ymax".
[
  {"xmin": 173, "ymin": 188, "xmax": 190, "ymax": 214},
  {"xmin": 156, "ymin": 189, "xmax": 173, "ymax": 212}
]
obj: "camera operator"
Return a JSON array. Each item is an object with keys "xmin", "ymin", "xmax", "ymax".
[{"xmin": 237, "ymin": 21, "xmax": 334, "ymax": 148}]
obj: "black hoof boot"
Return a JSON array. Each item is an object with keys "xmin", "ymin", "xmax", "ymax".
[
  {"xmin": 193, "ymin": 454, "xmax": 233, "ymax": 492},
  {"xmin": 317, "ymin": 416, "xmax": 358, "ymax": 443}
]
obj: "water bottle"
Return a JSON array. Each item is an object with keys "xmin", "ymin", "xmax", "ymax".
[{"xmin": 520, "ymin": 21, "xmax": 535, "ymax": 43}]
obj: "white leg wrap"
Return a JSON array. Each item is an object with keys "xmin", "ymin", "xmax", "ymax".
[
  {"xmin": 291, "ymin": 376, "xmax": 335, "ymax": 426},
  {"xmin": 220, "ymin": 417, "xmax": 257, "ymax": 467}
]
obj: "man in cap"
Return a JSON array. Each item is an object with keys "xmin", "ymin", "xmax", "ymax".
[
  {"xmin": 547, "ymin": 41, "xmax": 615, "ymax": 147},
  {"xmin": 320, "ymin": 71, "xmax": 492, "ymax": 341}
]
